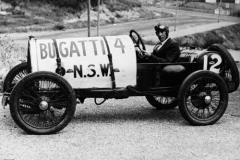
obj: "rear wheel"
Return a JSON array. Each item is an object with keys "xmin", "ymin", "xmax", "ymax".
[
  {"xmin": 3, "ymin": 62, "xmax": 29, "ymax": 93},
  {"xmin": 178, "ymin": 70, "xmax": 228, "ymax": 125},
  {"xmin": 207, "ymin": 44, "xmax": 239, "ymax": 92},
  {"xmin": 146, "ymin": 95, "xmax": 178, "ymax": 110},
  {"xmin": 10, "ymin": 71, "xmax": 76, "ymax": 134}
]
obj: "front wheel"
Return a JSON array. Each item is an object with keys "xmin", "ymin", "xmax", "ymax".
[
  {"xmin": 178, "ymin": 70, "xmax": 228, "ymax": 125},
  {"xmin": 146, "ymin": 95, "xmax": 178, "ymax": 110},
  {"xmin": 10, "ymin": 71, "xmax": 76, "ymax": 134}
]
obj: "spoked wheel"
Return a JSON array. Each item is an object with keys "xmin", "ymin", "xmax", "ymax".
[
  {"xmin": 3, "ymin": 62, "xmax": 29, "ymax": 93},
  {"xmin": 146, "ymin": 95, "xmax": 178, "ymax": 110},
  {"xmin": 178, "ymin": 70, "xmax": 228, "ymax": 125},
  {"xmin": 10, "ymin": 71, "xmax": 76, "ymax": 134}
]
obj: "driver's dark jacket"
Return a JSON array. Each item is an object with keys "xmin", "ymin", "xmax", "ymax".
[{"xmin": 149, "ymin": 38, "xmax": 180, "ymax": 63}]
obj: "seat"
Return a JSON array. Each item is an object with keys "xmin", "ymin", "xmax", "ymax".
[{"xmin": 177, "ymin": 56, "xmax": 192, "ymax": 62}]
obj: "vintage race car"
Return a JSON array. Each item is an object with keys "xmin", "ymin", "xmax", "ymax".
[{"xmin": 2, "ymin": 30, "xmax": 239, "ymax": 134}]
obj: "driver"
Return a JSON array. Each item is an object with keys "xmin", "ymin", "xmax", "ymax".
[{"xmin": 143, "ymin": 23, "xmax": 180, "ymax": 63}]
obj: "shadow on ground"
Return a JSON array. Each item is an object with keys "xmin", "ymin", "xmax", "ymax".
[
  {"xmin": 227, "ymin": 63, "xmax": 240, "ymax": 117},
  {"xmin": 72, "ymin": 104, "xmax": 187, "ymax": 125}
]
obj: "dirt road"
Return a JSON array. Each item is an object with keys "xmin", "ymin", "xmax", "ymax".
[
  {"xmin": 2, "ymin": 7, "xmax": 239, "ymax": 48},
  {"xmin": 1, "ymin": 87, "xmax": 240, "ymax": 160},
  {"xmin": 0, "ymin": 64, "xmax": 240, "ymax": 160},
  {"xmin": 0, "ymin": 16, "xmax": 217, "ymax": 47},
  {"xmin": 1, "ymin": 63, "xmax": 240, "ymax": 160}
]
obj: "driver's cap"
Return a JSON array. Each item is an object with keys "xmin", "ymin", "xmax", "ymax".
[{"xmin": 154, "ymin": 23, "xmax": 169, "ymax": 33}]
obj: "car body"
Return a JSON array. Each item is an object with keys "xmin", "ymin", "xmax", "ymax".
[{"xmin": 2, "ymin": 30, "xmax": 239, "ymax": 134}]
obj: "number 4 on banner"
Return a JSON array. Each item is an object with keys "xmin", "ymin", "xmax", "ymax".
[{"xmin": 114, "ymin": 38, "xmax": 125, "ymax": 54}]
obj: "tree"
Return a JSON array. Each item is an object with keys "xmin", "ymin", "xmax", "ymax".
[{"xmin": 91, "ymin": 0, "xmax": 104, "ymax": 7}]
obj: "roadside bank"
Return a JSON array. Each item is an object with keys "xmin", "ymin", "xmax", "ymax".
[
  {"xmin": 144, "ymin": 22, "xmax": 240, "ymax": 61},
  {"xmin": 143, "ymin": 22, "xmax": 240, "ymax": 50},
  {"xmin": 174, "ymin": 23, "xmax": 240, "ymax": 50}
]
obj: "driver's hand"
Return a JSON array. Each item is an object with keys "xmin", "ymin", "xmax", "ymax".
[
  {"xmin": 135, "ymin": 47, "xmax": 150, "ymax": 57},
  {"xmin": 135, "ymin": 47, "xmax": 141, "ymax": 53},
  {"xmin": 141, "ymin": 50, "xmax": 151, "ymax": 56}
]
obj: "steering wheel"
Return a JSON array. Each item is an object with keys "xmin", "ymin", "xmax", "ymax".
[{"xmin": 129, "ymin": 30, "xmax": 146, "ymax": 59}]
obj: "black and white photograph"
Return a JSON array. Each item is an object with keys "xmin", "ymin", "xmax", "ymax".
[{"xmin": 0, "ymin": 0, "xmax": 240, "ymax": 159}]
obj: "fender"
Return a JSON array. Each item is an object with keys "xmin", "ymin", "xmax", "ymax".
[{"xmin": 207, "ymin": 44, "xmax": 239, "ymax": 92}]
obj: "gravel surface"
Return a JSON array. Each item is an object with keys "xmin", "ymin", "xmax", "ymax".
[
  {"xmin": 1, "ymin": 95, "xmax": 240, "ymax": 160},
  {"xmin": 1, "ymin": 7, "xmax": 240, "ymax": 160},
  {"xmin": 1, "ymin": 65, "xmax": 239, "ymax": 160}
]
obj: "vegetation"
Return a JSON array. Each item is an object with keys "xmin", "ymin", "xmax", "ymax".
[
  {"xmin": 233, "ymin": 10, "xmax": 240, "ymax": 17},
  {"xmin": 0, "ymin": 35, "xmax": 26, "ymax": 70},
  {"xmin": 2, "ymin": 0, "xmax": 141, "ymax": 11},
  {"xmin": 0, "ymin": 35, "xmax": 26, "ymax": 91},
  {"xmin": 181, "ymin": 2, "xmax": 240, "ymax": 17},
  {"xmin": 0, "ymin": 0, "xmax": 147, "ymax": 33},
  {"xmin": 173, "ymin": 23, "xmax": 240, "ymax": 50}
]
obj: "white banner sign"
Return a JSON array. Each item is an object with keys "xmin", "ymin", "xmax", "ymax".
[{"xmin": 29, "ymin": 36, "xmax": 136, "ymax": 89}]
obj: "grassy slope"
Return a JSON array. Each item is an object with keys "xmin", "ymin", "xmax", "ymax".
[
  {"xmin": 0, "ymin": 0, "xmax": 159, "ymax": 90},
  {"xmin": 174, "ymin": 23, "xmax": 240, "ymax": 50},
  {"xmin": 0, "ymin": 0, "xmax": 165, "ymax": 70},
  {"xmin": 0, "ymin": 0, "xmax": 157, "ymax": 33}
]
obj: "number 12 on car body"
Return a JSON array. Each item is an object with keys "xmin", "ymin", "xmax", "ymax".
[{"xmin": 203, "ymin": 54, "xmax": 222, "ymax": 74}]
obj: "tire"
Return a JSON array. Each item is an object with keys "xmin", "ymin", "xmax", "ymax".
[
  {"xmin": 10, "ymin": 71, "xmax": 76, "ymax": 134},
  {"xmin": 3, "ymin": 62, "xmax": 29, "ymax": 93},
  {"xmin": 146, "ymin": 95, "xmax": 178, "ymax": 110},
  {"xmin": 207, "ymin": 44, "xmax": 239, "ymax": 93},
  {"xmin": 178, "ymin": 70, "xmax": 228, "ymax": 125}
]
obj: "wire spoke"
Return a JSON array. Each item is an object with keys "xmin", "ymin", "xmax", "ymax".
[
  {"xmin": 186, "ymin": 76, "xmax": 223, "ymax": 120},
  {"xmin": 18, "ymin": 78, "xmax": 68, "ymax": 129}
]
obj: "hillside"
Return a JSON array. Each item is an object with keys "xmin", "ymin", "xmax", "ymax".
[
  {"xmin": 174, "ymin": 23, "xmax": 240, "ymax": 50},
  {"xmin": 0, "ymin": 0, "xmax": 163, "ymax": 33}
]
